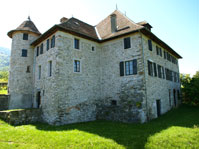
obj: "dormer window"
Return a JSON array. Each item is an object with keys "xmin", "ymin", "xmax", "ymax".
[{"xmin": 23, "ymin": 33, "xmax": 28, "ymax": 40}]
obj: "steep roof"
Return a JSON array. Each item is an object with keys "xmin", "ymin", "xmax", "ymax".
[
  {"xmin": 8, "ymin": 19, "xmax": 41, "ymax": 38},
  {"xmin": 96, "ymin": 10, "xmax": 144, "ymax": 40},
  {"xmin": 58, "ymin": 18, "xmax": 98, "ymax": 40},
  {"xmin": 30, "ymin": 10, "xmax": 182, "ymax": 58}
]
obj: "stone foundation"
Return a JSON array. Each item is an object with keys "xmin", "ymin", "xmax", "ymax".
[{"xmin": 0, "ymin": 108, "xmax": 41, "ymax": 125}]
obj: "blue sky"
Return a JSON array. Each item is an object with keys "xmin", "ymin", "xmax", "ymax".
[{"xmin": 0, "ymin": 0, "xmax": 198, "ymax": 75}]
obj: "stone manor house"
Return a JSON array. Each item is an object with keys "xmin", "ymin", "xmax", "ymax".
[{"xmin": 7, "ymin": 10, "xmax": 182, "ymax": 125}]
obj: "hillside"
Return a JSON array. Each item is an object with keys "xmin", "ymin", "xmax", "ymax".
[{"xmin": 0, "ymin": 47, "xmax": 10, "ymax": 71}]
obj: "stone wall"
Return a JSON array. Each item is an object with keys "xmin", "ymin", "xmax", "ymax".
[
  {"xmin": 0, "ymin": 95, "xmax": 9, "ymax": 111},
  {"xmin": 33, "ymin": 31, "xmax": 101, "ymax": 125},
  {"xmin": 99, "ymin": 33, "xmax": 147, "ymax": 123},
  {"xmin": 0, "ymin": 109, "xmax": 41, "ymax": 125},
  {"xmin": 9, "ymin": 32, "xmax": 39, "ymax": 109},
  {"xmin": 141, "ymin": 34, "xmax": 181, "ymax": 119}
]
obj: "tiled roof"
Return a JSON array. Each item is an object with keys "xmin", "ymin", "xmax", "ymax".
[
  {"xmin": 30, "ymin": 10, "xmax": 182, "ymax": 58},
  {"xmin": 58, "ymin": 18, "xmax": 98, "ymax": 40},
  {"xmin": 96, "ymin": 10, "xmax": 144, "ymax": 40},
  {"xmin": 8, "ymin": 20, "xmax": 41, "ymax": 38}
]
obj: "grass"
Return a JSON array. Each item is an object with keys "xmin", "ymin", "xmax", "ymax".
[
  {"xmin": 0, "ymin": 89, "xmax": 7, "ymax": 95},
  {"xmin": 0, "ymin": 105, "xmax": 199, "ymax": 149}
]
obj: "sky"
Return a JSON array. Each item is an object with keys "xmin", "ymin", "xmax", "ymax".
[{"xmin": 0, "ymin": 0, "xmax": 198, "ymax": 75}]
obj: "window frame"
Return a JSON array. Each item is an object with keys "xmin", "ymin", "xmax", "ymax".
[
  {"xmin": 22, "ymin": 49, "xmax": 27, "ymax": 57},
  {"xmin": 40, "ymin": 43, "xmax": 43, "ymax": 54},
  {"xmin": 48, "ymin": 61, "xmax": 52, "ymax": 77},
  {"xmin": 46, "ymin": 39, "xmax": 49, "ymax": 51},
  {"xmin": 38, "ymin": 65, "xmax": 41, "ymax": 80},
  {"xmin": 51, "ymin": 35, "xmax": 55, "ymax": 48},
  {"xmin": 124, "ymin": 37, "xmax": 131, "ymax": 49},
  {"xmin": 148, "ymin": 40, "xmax": 153, "ymax": 51},
  {"xmin": 73, "ymin": 59, "xmax": 81, "ymax": 73},
  {"xmin": 23, "ymin": 33, "xmax": 28, "ymax": 40},
  {"xmin": 36, "ymin": 46, "xmax": 39, "ymax": 56},
  {"xmin": 147, "ymin": 60, "xmax": 153, "ymax": 76},
  {"xmin": 74, "ymin": 38, "xmax": 80, "ymax": 50}
]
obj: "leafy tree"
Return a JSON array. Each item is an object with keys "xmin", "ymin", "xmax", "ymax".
[
  {"xmin": 0, "ymin": 70, "xmax": 8, "ymax": 81},
  {"xmin": 180, "ymin": 71, "xmax": 199, "ymax": 106}
]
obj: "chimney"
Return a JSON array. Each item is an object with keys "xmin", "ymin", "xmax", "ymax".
[
  {"xmin": 60, "ymin": 17, "xmax": 68, "ymax": 23},
  {"xmin": 110, "ymin": 14, "xmax": 117, "ymax": 33}
]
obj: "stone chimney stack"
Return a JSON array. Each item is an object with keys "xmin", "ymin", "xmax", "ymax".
[
  {"xmin": 110, "ymin": 14, "xmax": 117, "ymax": 33},
  {"xmin": 60, "ymin": 17, "xmax": 68, "ymax": 23}
]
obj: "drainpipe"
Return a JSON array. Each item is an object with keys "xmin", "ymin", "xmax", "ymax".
[{"xmin": 139, "ymin": 30, "xmax": 149, "ymax": 121}]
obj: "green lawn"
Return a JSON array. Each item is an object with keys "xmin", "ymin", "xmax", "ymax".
[{"xmin": 0, "ymin": 105, "xmax": 199, "ymax": 149}]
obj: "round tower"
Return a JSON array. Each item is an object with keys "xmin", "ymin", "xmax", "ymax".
[{"xmin": 7, "ymin": 17, "xmax": 41, "ymax": 109}]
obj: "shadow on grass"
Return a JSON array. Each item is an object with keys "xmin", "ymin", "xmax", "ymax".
[{"xmin": 2, "ymin": 105, "xmax": 199, "ymax": 149}]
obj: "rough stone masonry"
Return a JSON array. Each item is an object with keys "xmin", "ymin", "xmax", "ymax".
[{"xmin": 6, "ymin": 10, "xmax": 182, "ymax": 125}]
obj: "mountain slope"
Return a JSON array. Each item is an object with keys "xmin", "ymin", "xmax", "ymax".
[{"xmin": 0, "ymin": 47, "xmax": 10, "ymax": 70}]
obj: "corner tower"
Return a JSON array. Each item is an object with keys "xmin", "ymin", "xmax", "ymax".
[{"xmin": 7, "ymin": 17, "xmax": 41, "ymax": 109}]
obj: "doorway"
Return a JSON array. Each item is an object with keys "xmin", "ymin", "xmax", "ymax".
[
  {"xmin": 37, "ymin": 91, "xmax": 41, "ymax": 108},
  {"xmin": 173, "ymin": 89, "xmax": 176, "ymax": 107},
  {"xmin": 156, "ymin": 100, "xmax": 161, "ymax": 117}
]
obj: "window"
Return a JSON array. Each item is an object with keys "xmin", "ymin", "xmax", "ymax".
[
  {"xmin": 156, "ymin": 46, "xmax": 162, "ymax": 57},
  {"xmin": 169, "ymin": 89, "xmax": 171, "ymax": 107},
  {"xmin": 120, "ymin": 59, "xmax": 137, "ymax": 76},
  {"xmin": 74, "ymin": 60, "xmax": 80, "ymax": 72},
  {"xmin": 148, "ymin": 40, "xmax": 152, "ymax": 51},
  {"xmin": 36, "ymin": 47, "xmax": 39, "ymax": 56},
  {"xmin": 156, "ymin": 46, "xmax": 159, "ymax": 55},
  {"xmin": 26, "ymin": 66, "xmax": 30, "ymax": 73},
  {"xmin": 48, "ymin": 61, "xmax": 52, "ymax": 77},
  {"xmin": 111, "ymin": 100, "xmax": 117, "ymax": 106},
  {"xmin": 74, "ymin": 38, "xmax": 79, "ymax": 49},
  {"xmin": 165, "ymin": 68, "xmax": 172, "ymax": 81},
  {"xmin": 164, "ymin": 51, "xmax": 167, "ymax": 59},
  {"xmin": 158, "ymin": 65, "xmax": 162, "ymax": 78},
  {"xmin": 124, "ymin": 37, "xmax": 131, "ymax": 49},
  {"xmin": 92, "ymin": 46, "xmax": 95, "ymax": 51},
  {"xmin": 40, "ymin": 43, "xmax": 43, "ymax": 54},
  {"xmin": 167, "ymin": 52, "xmax": 171, "ymax": 61},
  {"xmin": 125, "ymin": 60, "xmax": 137, "ymax": 75},
  {"xmin": 46, "ymin": 39, "xmax": 49, "ymax": 51},
  {"xmin": 23, "ymin": 33, "xmax": 28, "ymax": 40},
  {"xmin": 51, "ymin": 35, "xmax": 55, "ymax": 48},
  {"xmin": 22, "ymin": 49, "xmax": 27, "ymax": 57},
  {"xmin": 162, "ymin": 66, "xmax": 165, "ymax": 79},
  {"xmin": 38, "ymin": 66, "xmax": 41, "ymax": 80},
  {"xmin": 148, "ymin": 60, "xmax": 153, "ymax": 76},
  {"xmin": 159, "ymin": 48, "xmax": 162, "ymax": 57},
  {"xmin": 153, "ymin": 63, "xmax": 157, "ymax": 77}
]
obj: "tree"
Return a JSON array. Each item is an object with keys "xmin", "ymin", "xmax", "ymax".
[
  {"xmin": 0, "ymin": 70, "xmax": 8, "ymax": 81},
  {"xmin": 180, "ymin": 71, "xmax": 199, "ymax": 106}
]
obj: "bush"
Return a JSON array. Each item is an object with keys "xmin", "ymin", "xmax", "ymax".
[{"xmin": 180, "ymin": 71, "xmax": 199, "ymax": 106}]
